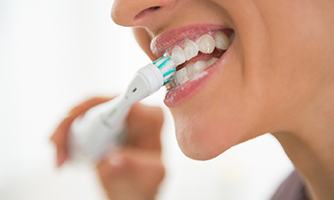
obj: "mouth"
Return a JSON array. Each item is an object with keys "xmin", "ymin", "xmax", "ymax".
[{"xmin": 150, "ymin": 24, "xmax": 234, "ymax": 106}]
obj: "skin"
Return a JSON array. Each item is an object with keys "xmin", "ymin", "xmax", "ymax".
[
  {"xmin": 51, "ymin": 98, "xmax": 165, "ymax": 200},
  {"xmin": 52, "ymin": 0, "xmax": 334, "ymax": 199}
]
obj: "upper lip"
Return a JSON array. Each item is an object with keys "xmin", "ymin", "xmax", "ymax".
[{"xmin": 150, "ymin": 24, "xmax": 226, "ymax": 57}]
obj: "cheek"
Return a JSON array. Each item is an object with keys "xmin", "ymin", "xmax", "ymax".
[{"xmin": 170, "ymin": 64, "xmax": 265, "ymax": 160}]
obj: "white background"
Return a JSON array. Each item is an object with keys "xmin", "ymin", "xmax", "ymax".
[{"xmin": 0, "ymin": 0, "xmax": 293, "ymax": 199}]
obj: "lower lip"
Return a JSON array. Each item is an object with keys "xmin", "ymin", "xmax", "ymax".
[{"xmin": 164, "ymin": 46, "xmax": 231, "ymax": 107}]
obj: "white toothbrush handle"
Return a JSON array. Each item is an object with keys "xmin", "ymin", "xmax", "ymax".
[
  {"xmin": 69, "ymin": 63, "xmax": 166, "ymax": 163},
  {"xmin": 69, "ymin": 96, "xmax": 130, "ymax": 163}
]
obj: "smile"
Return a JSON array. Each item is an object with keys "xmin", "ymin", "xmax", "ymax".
[{"xmin": 151, "ymin": 24, "xmax": 234, "ymax": 106}]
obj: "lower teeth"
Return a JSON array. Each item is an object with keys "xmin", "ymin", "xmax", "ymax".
[{"xmin": 167, "ymin": 57, "xmax": 219, "ymax": 88}]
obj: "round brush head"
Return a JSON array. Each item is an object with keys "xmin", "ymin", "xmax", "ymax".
[{"xmin": 152, "ymin": 53, "xmax": 176, "ymax": 85}]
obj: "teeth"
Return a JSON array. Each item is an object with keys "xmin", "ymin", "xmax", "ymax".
[
  {"xmin": 196, "ymin": 34, "xmax": 215, "ymax": 54},
  {"xmin": 214, "ymin": 32, "xmax": 230, "ymax": 50},
  {"xmin": 172, "ymin": 57, "xmax": 219, "ymax": 87},
  {"xmin": 166, "ymin": 31, "xmax": 231, "ymax": 89},
  {"xmin": 207, "ymin": 57, "xmax": 219, "ymax": 66},
  {"xmin": 171, "ymin": 46, "xmax": 186, "ymax": 66},
  {"xmin": 186, "ymin": 61, "xmax": 205, "ymax": 79},
  {"xmin": 168, "ymin": 31, "xmax": 230, "ymax": 67},
  {"xmin": 189, "ymin": 60, "xmax": 206, "ymax": 74},
  {"xmin": 175, "ymin": 67, "xmax": 189, "ymax": 85},
  {"xmin": 183, "ymin": 39, "xmax": 199, "ymax": 61}
]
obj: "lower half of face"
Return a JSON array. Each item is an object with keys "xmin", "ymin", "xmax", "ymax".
[{"xmin": 139, "ymin": 0, "xmax": 334, "ymax": 160}]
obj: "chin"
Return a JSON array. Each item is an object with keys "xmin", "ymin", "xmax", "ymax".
[{"xmin": 172, "ymin": 112, "xmax": 250, "ymax": 161}]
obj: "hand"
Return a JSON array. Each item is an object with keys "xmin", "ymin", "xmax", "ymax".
[{"xmin": 50, "ymin": 97, "xmax": 165, "ymax": 200}]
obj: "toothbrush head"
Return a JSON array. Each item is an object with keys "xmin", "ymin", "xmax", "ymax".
[
  {"xmin": 152, "ymin": 53, "xmax": 176, "ymax": 85},
  {"xmin": 123, "ymin": 53, "xmax": 176, "ymax": 104}
]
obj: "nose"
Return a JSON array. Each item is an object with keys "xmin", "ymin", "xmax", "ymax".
[{"xmin": 111, "ymin": 0, "xmax": 176, "ymax": 27}]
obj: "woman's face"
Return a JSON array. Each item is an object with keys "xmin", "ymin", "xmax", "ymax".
[{"xmin": 112, "ymin": 0, "xmax": 334, "ymax": 160}]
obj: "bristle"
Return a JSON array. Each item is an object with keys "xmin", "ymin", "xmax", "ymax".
[
  {"xmin": 163, "ymin": 68, "xmax": 176, "ymax": 77},
  {"xmin": 153, "ymin": 54, "xmax": 176, "ymax": 85}
]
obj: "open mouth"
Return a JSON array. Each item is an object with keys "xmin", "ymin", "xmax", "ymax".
[
  {"xmin": 151, "ymin": 24, "xmax": 234, "ymax": 105},
  {"xmin": 165, "ymin": 30, "xmax": 233, "ymax": 89},
  {"xmin": 151, "ymin": 25, "xmax": 234, "ymax": 91}
]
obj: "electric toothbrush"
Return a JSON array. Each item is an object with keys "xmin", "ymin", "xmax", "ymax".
[{"xmin": 69, "ymin": 54, "xmax": 176, "ymax": 163}]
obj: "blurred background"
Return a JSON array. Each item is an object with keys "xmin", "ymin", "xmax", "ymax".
[{"xmin": 0, "ymin": 0, "xmax": 293, "ymax": 199}]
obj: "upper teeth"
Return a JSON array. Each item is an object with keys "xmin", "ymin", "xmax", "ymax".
[
  {"xmin": 183, "ymin": 39, "xmax": 199, "ymax": 61},
  {"xmin": 214, "ymin": 32, "xmax": 230, "ymax": 50},
  {"xmin": 170, "ymin": 31, "xmax": 230, "ymax": 66},
  {"xmin": 196, "ymin": 34, "xmax": 216, "ymax": 54},
  {"xmin": 171, "ymin": 46, "xmax": 186, "ymax": 66}
]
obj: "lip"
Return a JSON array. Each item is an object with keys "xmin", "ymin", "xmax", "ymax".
[
  {"xmin": 150, "ymin": 23, "xmax": 233, "ymax": 107},
  {"xmin": 164, "ymin": 39, "xmax": 233, "ymax": 107},
  {"xmin": 150, "ymin": 24, "xmax": 227, "ymax": 57}
]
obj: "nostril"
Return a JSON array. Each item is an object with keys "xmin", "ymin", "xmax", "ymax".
[
  {"xmin": 134, "ymin": 6, "xmax": 161, "ymax": 20},
  {"xmin": 148, "ymin": 6, "xmax": 161, "ymax": 11}
]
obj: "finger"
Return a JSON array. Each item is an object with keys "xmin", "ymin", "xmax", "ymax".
[
  {"xmin": 96, "ymin": 148, "xmax": 165, "ymax": 196},
  {"xmin": 68, "ymin": 96, "xmax": 111, "ymax": 117},
  {"xmin": 52, "ymin": 116, "xmax": 74, "ymax": 167},
  {"xmin": 56, "ymin": 146, "xmax": 67, "ymax": 167},
  {"xmin": 51, "ymin": 97, "xmax": 111, "ymax": 144},
  {"xmin": 50, "ymin": 96, "xmax": 111, "ymax": 166},
  {"xmin": 98, "ymin": 148, "xmax": 164, "ymax": 180},
  {"xmin": 126, "ymin": 104, "xmax": 164, "ymax": 150}
]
